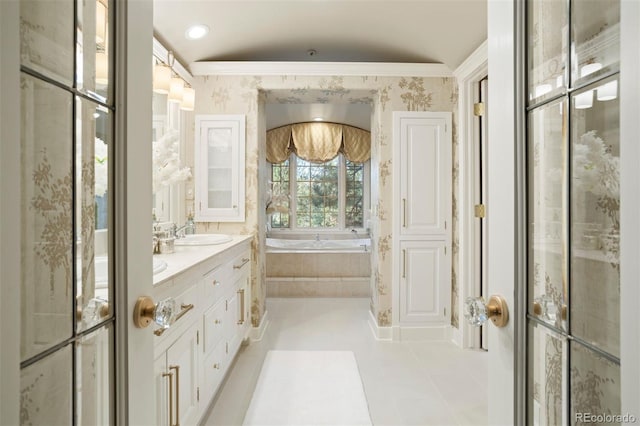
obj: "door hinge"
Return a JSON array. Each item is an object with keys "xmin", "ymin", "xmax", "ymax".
[
  {"xmin": 474, "ymin": 204, "xmax": 486, "ymax": 218},
  {"xmin": 474, "ymin": 102, "xmax": 485, "ymax": 117},
  {"xmin": 197, "ymin": 387, "xmax": 200, "ymax": 402}
]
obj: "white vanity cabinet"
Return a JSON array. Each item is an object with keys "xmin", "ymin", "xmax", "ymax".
[
  {"xmin": 194, "ymin": 114, "xmax": 246, "ymax": 222},
  {"xmin": 153, "ymin": 236, "xmax": 252, "ymax": 425}
]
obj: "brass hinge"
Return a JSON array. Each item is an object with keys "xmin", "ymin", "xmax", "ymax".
[
  {"xmin": 474, "ymin": 204, "xmax": 486, "ymax": 218},
  {"xmin": 474, "ymin": 102, "xmax": 485, "ymax": 116}
]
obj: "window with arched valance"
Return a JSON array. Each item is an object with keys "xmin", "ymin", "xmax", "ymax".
[{"xmin": 266, "ymin": 122, "xmax": 371, "ymax": 164}]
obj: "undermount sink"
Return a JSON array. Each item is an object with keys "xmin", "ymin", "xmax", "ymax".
[
  {"xmin": 174, "ymin": 234, "xmax": 233, "ymax": 246},
  {"xmin": 153, "ymin": 258, "xmax": 168, "ymax": 274}
]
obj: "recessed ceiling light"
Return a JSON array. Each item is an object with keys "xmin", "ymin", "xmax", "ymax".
[
  {"xmin": 185, "ymin": 24, "xmax": 209, "ymax": 40},
  {"xmin": 313, "ymin": 117, "xmax": 323, "ymax": 121}
]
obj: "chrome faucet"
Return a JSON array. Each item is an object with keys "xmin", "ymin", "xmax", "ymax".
[
  {"xmin": 351, "ymin": 229, "xmax": 358, "ymax": 238},
  {"xmin": 173, "ymin": 220, "xmax": 196, "ymax": 238}
]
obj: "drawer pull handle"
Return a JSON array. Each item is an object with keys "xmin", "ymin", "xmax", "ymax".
[
  {"xmin": 233, "ymin": 258, "xmax": 250, "ymax": 269},
  {"xmin": 154, "ymin": 303, "xmax": 194, "ymax": 336},
  {"xmin": 237, "ymin": 289, "xmax": 245, "ymax": 325}
]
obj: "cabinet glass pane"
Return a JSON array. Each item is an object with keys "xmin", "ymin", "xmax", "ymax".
[
  {"xmin": 77, "ymin": 0, "xmax": 112, "ymax": 103},
  {"xmin": 77, "ymin": 325, "xmax": 114, "ymax": 425},
  {"xmin": 21, "ymin": 74, "xmax": 73, "ymax": 361},
  {"xmin": 528, "ymin": 99, "xmax": 568, "ymax": 331},
  {"xmin": 570, "ymin": 76, "xmax": 619, "ymax": 357},
  {"xmin": 527, "ymin": 0, "xmax": 567, "ymax": 104},
  {"xmin": 20, "ymin": 0, "xmax": 74, "ymax": 86},
  {"xmin": 571, "ymin": 0, "xmax": 619, "ymax": 87},
  {"xmin": 207, "ymin": 127, "xmax": 233, "ymax": 209},
  {"xmin": 528, "ymin": 323, "xmax": 567, "ymax": 426},
  {"xmin": 570, "ymin": 342, "xmax": 620, "ymax": 425},
  {"xmin": 76, "ymin": 97, "xmax": 112, "ymax": 332},
  {"xmin": 21, "ymin": 346, "xmax": 73, "ymax": 425}
]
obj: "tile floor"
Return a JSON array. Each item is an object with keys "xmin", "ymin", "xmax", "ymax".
[{"xmin": 202, "ymin": 298, "xmax": 488, "ymax": 426}]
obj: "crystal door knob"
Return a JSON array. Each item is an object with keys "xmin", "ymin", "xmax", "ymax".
[
  {"xmin": 533, "ymin": 295, "xmax": 566, "ymax": 322},
  {"xmin": 464, "ymin": 295, "xmax": 509, "ymax": 328},
  {"xmin": 133, "ymin": 296, "xmax": 177, "ymax": 329}
]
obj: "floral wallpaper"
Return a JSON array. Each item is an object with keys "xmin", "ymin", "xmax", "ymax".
[{"xmin": 190, "ymin": 74, "xmax": 460, "ymax": 329}]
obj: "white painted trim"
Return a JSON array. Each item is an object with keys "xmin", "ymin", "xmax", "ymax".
[
  {"xmin": 0, "ymin": 0, "xmax": 20, "ymax": 423},
  {"xmin": 190, "ymin": 61, "xmax": 452, "ymax": 77},
  {"xmin": 250, "ymin": 310, "xmax": 269, "ymax": 342},
  {"xmin": 451, "ymin": 325, "xmax": 463, "ymax": 348},
  {"xmin": 367, "ymin": 310, "xmax": 392, "ymax": 341},
  {"xmin": 116, "ymin": 0, "xmax": 155, "ymax": 424},
  {"xmin": 453, "ymin": 41, "xmax": 488, "ymax": 350},
  {"xmin": 620, "ymin": 0, "xmax": 640, "ymax": 419},
  {"xmin": 486, "ymin": 0, "xmax": 516, "ymax": 423},
  {"xmin": 153, "ymin": 37, "xmax": 194, "ymax": 85}
]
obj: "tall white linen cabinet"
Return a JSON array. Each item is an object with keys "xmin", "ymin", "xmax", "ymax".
[{"xmin": 393, "ymin": 112, "xmax": 452, "ymax": 339}]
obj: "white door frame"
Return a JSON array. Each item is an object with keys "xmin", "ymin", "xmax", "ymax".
[
  {"xmin": 0, "ymin": 1, "xmax": 21, "ymax": 423},
  {"xmin": 452, "ymin": 41, "xmax": 488, "ymax": 349},
  {"xmin": 115, "ymin": 0, "xmax": 155, "ymax": 423}
]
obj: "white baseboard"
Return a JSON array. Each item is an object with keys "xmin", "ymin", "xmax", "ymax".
[
  {"xmin": 250, "ymin": 310, "xmax": 269, "ymax": 341},
  {"xmin": 451, "ymin": 325, "xmax": 463, "ymax": 348},
  {"xmin": 367, "ymin": 310, "xmax": 392, "ymax": 340}
]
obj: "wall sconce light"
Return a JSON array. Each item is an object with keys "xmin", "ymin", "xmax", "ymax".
[
  {"xmin": 574, "ymin": 90, "xmax": 593, "ymax": 109},
  {"xmin": 96, "ymin": 0, "xmax": 107, "ymax": 44},
  {"xmin": 534, "ymin": 84, "xmax": 552, "ymax": 98},
  {"xmin": 180, "ymin": 86, "xmax": 195, "ymax": 111},
  {"xmin": 96, "ymin": 48, "xmax": 109, "ymax": 85},
  {"xmin": 596, "ymin": 80, "xmax": 617, "ymax": 101},
  {"xmin": 153, "ymin": 63, "xmax": 171, "ymax": 94},
  {"xmin": 580, "ymin": 62, "xmax": 602, "ymax": 78},
  {"xmin": 168, "ymin": 77, "xmax": 184, "ymax": 103}
]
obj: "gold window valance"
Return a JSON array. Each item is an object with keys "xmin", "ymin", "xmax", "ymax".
[{"xmin": 266, "ymin": 122, "xmax": 371, "ymax": 164}]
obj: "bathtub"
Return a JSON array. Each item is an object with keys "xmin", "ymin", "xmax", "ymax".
[
  {"xmin": 266, "ymin": 237, "xmax": 371, "ymax": 253},
  {"xmin": 265, "ymin": 236, "xmax": 372, "ymax": 297}
]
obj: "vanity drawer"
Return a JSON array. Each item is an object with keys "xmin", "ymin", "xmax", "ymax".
[
  {"xmin": 202, "ymin": 262, "xmax": 232, "ymax": 305},
  {"xmin": 203, "ymin": 299, "xmax": 225, "ymax": 355},
  {"xmin": 230, "ymin": 250, "xmax": 252, "ymax": 274},
  {"xmin": 202, "ymin": 340, "xmax": 227, "ymax": 404}
]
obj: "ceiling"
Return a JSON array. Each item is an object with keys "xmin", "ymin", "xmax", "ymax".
[{"xmin": 153, "ymin": 0, "xmax": 487, "ymax": 129}]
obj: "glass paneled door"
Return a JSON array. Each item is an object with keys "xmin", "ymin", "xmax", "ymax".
[
  {"xmin": 19, "ymin": 0, "xmax": 115, "ymax": 423},
  {"xmin": 526, "ymin": 0, "xmax": 621, "ymax": 424}
]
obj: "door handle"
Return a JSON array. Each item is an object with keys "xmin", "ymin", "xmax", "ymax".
[{"xmin": 464, "ymin": 295, "xmax": 509, "ymax": 328}]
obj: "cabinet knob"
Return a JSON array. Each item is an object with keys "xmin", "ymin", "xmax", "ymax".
[
  {"xmin": 214, "ymin": 319, "xmax": 221, "ymax": 324},
  {"xmin": 212, "ymin": 280, "xmax": 221, "ymax": 286},
  {"xmin": 213, "ymin": 363, "xmax": 221, "ymax": 370}
]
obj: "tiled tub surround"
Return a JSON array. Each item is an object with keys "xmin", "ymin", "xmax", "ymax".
[{"xmin": 266, "ymin": 236, "xmax": 371, "ymax": 297}]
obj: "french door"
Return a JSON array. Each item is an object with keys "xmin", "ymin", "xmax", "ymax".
[{"xmin": 525, "ymin": 0, "xmax": 622, "ymax": 423}]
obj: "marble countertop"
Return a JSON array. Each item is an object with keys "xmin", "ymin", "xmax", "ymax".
[{"xmin": 153, "ymin": 234, "xmax": 253, "ymax": 286}]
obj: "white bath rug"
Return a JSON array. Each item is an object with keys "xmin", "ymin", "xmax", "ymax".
[{"xmin": 242, "ymin": 350, "xmax": 372, "ymax": 426}]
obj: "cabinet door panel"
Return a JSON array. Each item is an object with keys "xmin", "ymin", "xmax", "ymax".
[
  {"xmin": 194, "ymin": 115, "xmax": 245, "ymax": 222},
  {"xmin": 166, "ymin": 327, "xmax": 201, "ymax": 426},
  {"xmin": 203, "ymin": 300, "xmax": 225, "ymax": 355},
  {"xmin": 398, "ymin": 115, "xmax": 451, "ymax": 236},
  {"xmin": 399, "ymin": 241, "xmax": 450, "ymax": 323}
]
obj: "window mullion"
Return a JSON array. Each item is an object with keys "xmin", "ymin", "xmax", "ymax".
[
  {"xmin": 290, "ymin": 154, "xmax": 297, "ymax": 230},
  {"xmin": 339, "ymin": 155, "xmax": 346, "ymax": 230}
]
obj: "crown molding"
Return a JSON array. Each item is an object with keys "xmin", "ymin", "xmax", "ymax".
[{"xmin": 189, "ymin": 61, "xmax": 452, "ymax": 77}]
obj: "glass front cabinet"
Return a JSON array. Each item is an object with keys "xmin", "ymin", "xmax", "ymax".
[{"xmin": 194, "ymin": 115, "xmax": 246, "ymax": 222}]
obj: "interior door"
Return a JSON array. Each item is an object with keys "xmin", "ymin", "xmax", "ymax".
[{"xmin": 486, "ymin": 0, "xmax": 636, "ymax": 424}]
